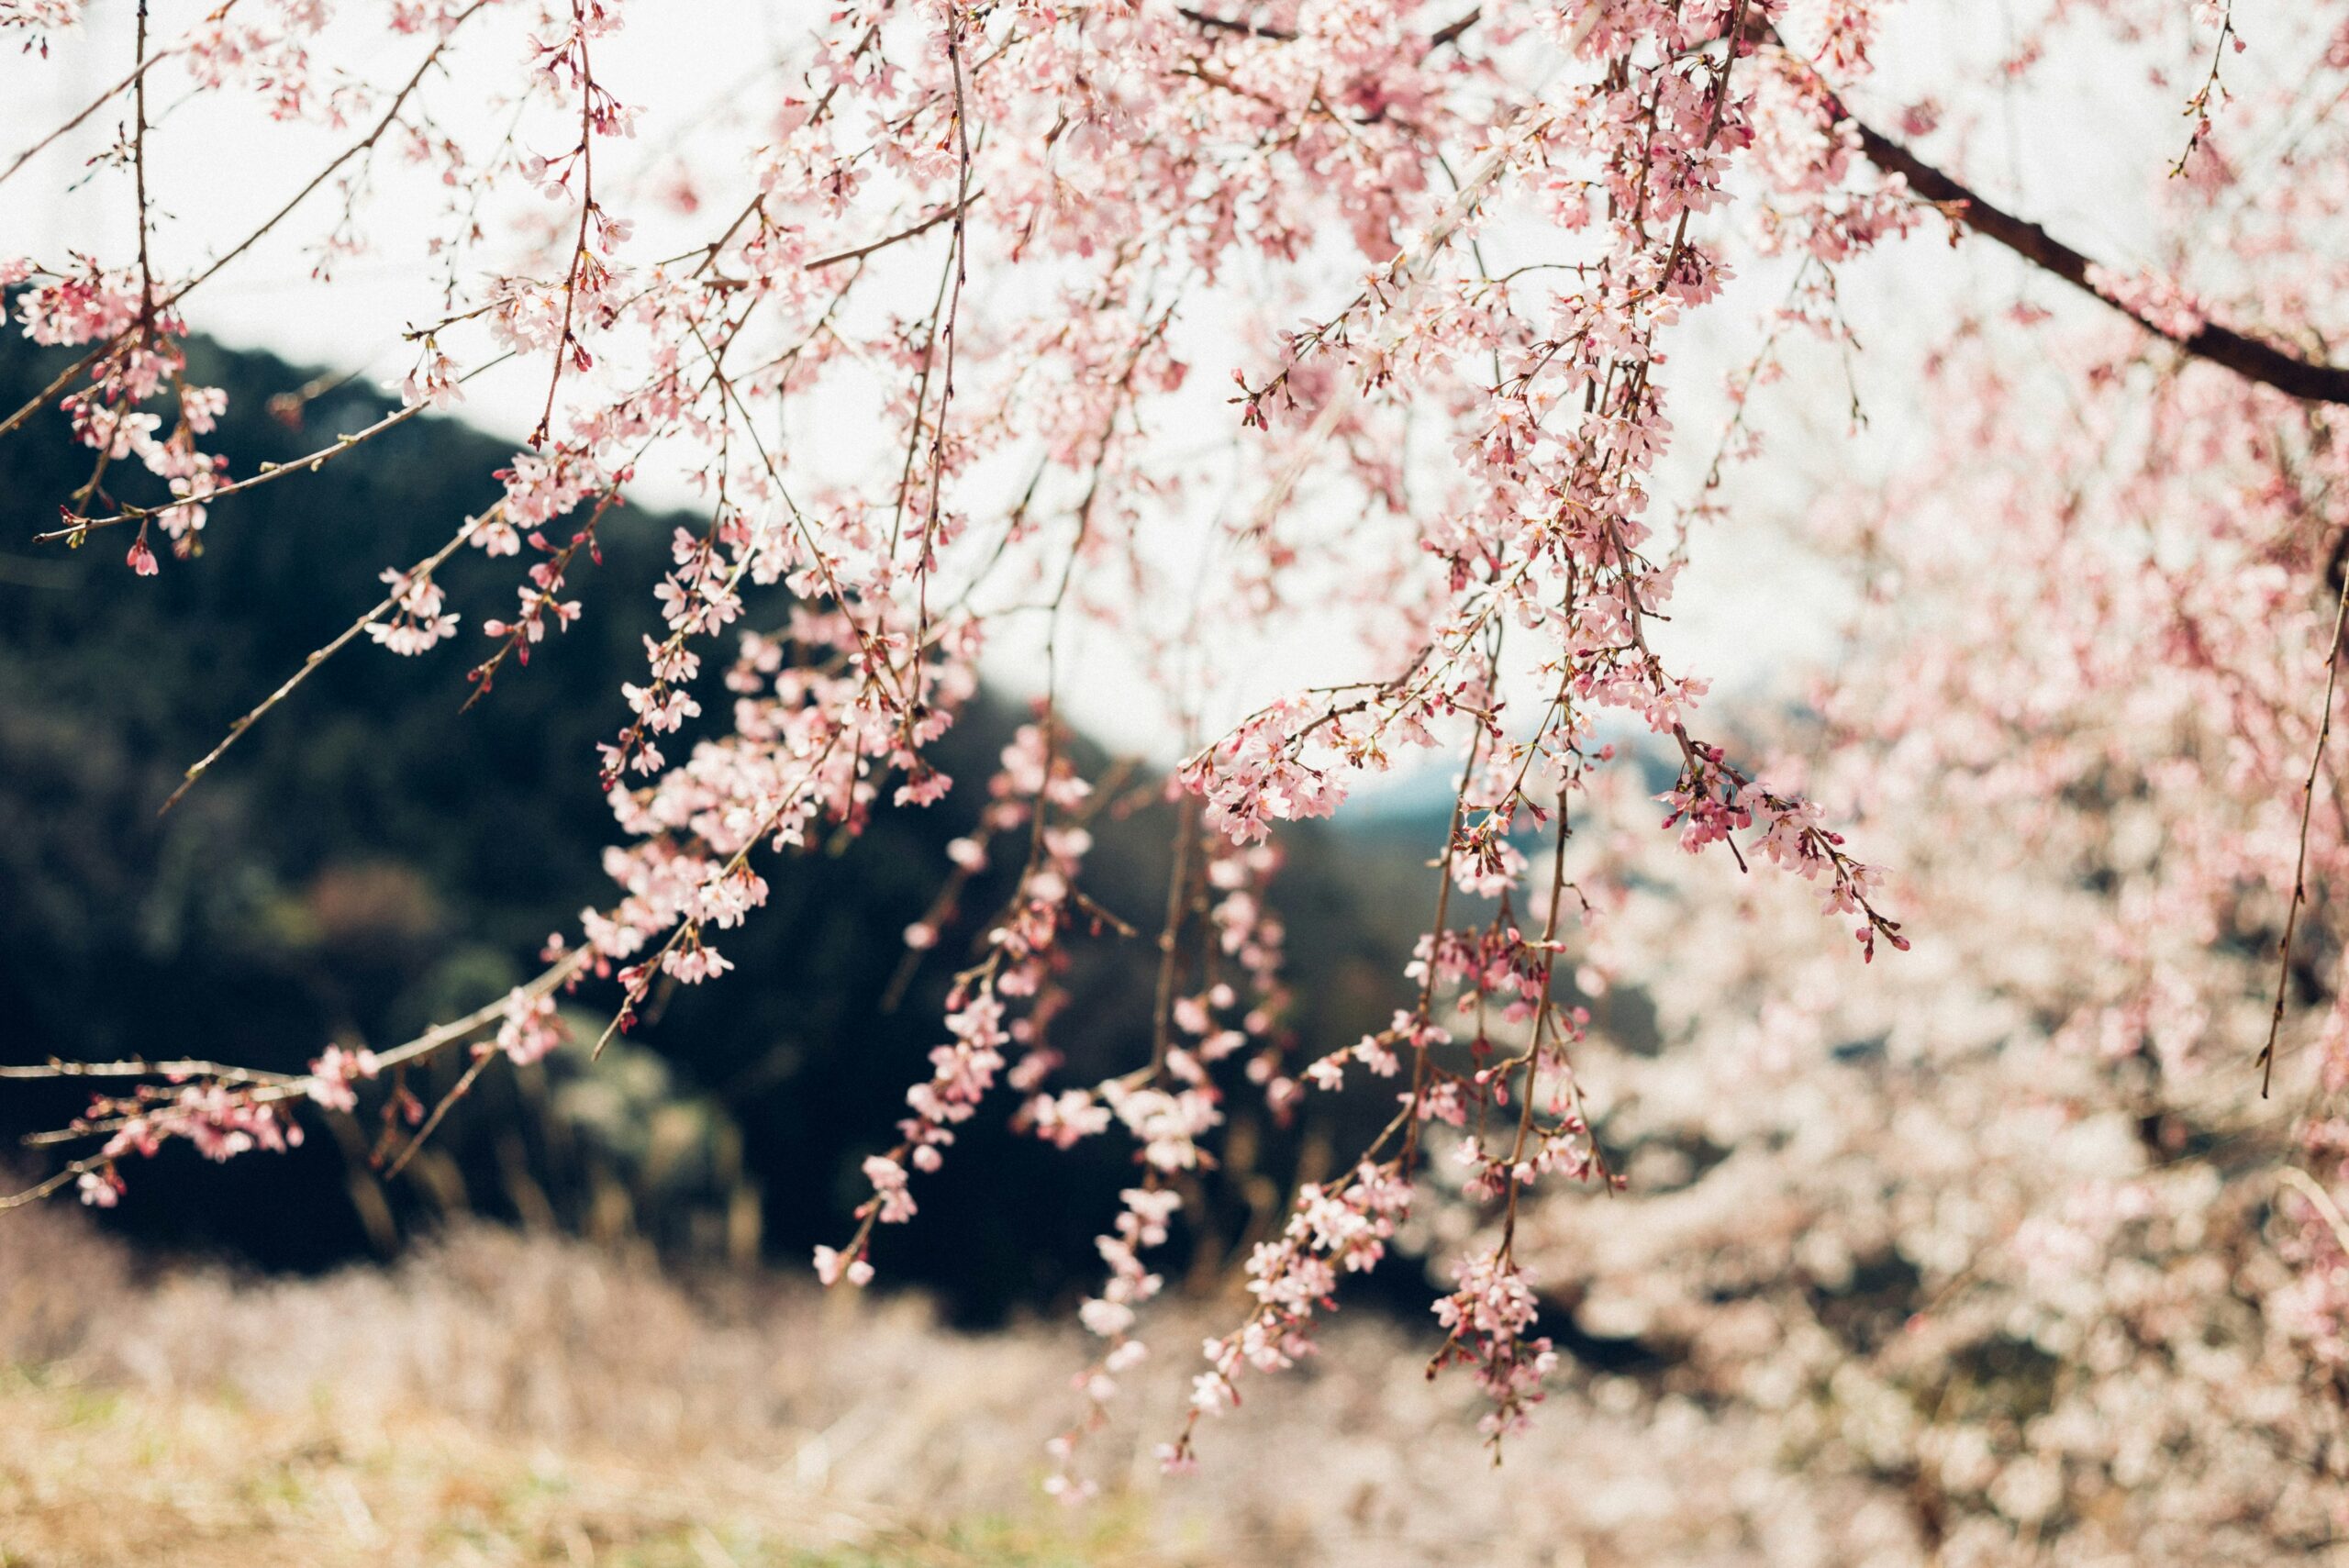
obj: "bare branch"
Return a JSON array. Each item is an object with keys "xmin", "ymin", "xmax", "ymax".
[{"xmin": 1774, "ymin": 26, "xmax": 2349, "ymax": 406}]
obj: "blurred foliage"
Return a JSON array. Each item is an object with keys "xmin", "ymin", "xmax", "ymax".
[{"xmin": 0, "ymin": 330, "xmax": 1420, "ymax": 1321}]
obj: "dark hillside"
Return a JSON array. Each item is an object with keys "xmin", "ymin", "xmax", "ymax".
[{"xmin": 0, "ymin": 332, "xmax": 1419, "ymax": 1320}]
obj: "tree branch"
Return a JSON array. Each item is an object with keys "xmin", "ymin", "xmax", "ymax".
[
  {"xmin": 1175, "ymin": 6, "xmax": 1292, "ymax": 39},
  {"xmin": 1776, "ymin": 29, "xmax": 2349, "ymax": 406}
]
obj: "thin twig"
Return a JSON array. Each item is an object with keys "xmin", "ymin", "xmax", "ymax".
[
  {"xmin": 0, "ymin": 1057, "xmax": 293, "ymax": 1084},
  {"xmin": 803, "ymin": 192, "xmax": 982, "ymax": 272},
  {"xmin": 37, "ymin": 352, "xmax": 515, "ymax": 541},
  {"xmin": 2256, "ymin": 567, "xmax": 2349, "ymax": 1095},
  {"xmin": 2279, "ymin": 1163, "xmax": 2349, "ymax": 1255},
  {"xmin": 159, "ymin": 511, "xmax": 489, "ymax": 814}
]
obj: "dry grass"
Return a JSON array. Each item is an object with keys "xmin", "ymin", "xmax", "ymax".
[
  {"xmin": 0, "ymin": 1205, "xmax": 1151, "ymax": 1567},
  {"xmin": 1, "ymin": 1370, "xmax": 1045, "ymax": 1568},
  {"xmin": 0, "ymin": 1201, "xmax": 1919, "ymax": 1568}
]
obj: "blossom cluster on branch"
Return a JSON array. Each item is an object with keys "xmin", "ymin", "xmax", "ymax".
[{"xmin": 6, "ymin": 0, "xmax": 2349, "ymax": 1516}]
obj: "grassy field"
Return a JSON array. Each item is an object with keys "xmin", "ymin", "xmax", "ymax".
[
  {"xmin": 0, "ymin": 1358, "xmax": 1162, "ymax": 1568},
  {"xmin": 0, "ymin": 1202, "xmax": 1876, "ymax": 1568},
  {"xmin": 0, "ymin": 1206, "xmax": 1516, "ymax": 1568}
]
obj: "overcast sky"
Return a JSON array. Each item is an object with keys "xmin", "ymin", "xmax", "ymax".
[{"xmin": 0, "ymin": 1, "xmax": 2220, "ymax": 770}]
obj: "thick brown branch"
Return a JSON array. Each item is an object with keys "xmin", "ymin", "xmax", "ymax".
[
  {"xmin": 1176, "ymin": 6, "xmax": 1292, "ymax": 39},
  {"xmin": 1428, "ymin": 6, "xmax": 1482, "ymax": 51},
  {"xmin": 1174, "ymin": 6, "xmax": 1483, "ymax": 53},
  {"xmin": 1851, "ymin": 119, "xmax": 2349, "ymax": 404},
  {"xmin": 1777, "ymin": 30, "xmax": 2349, "ymax": 406}
]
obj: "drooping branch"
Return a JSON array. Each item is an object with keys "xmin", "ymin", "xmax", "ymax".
[
  {"xmin": 1854, "ymin": 119, "xmax": 2349, "ymax": 404},
  {"xmin": 1177, "ymin": 11, "xmax": 2349, "ymax": 403},
  {"xmin": 1775, "ymin": 28, "xmax": 2349, "ymax": 406}
]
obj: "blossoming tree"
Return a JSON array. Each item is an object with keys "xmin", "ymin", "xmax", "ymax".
[{"xmin": 5, "ymin": 0, "xmax": 2349, "ymax": 1514}]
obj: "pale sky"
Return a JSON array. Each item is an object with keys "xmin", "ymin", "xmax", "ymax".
[{"xmin": 0, "ymin": 1, "xmax": 2217, "ymax": 773}]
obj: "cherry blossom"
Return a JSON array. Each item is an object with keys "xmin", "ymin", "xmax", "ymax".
[{"xmin": 7, "ymin": 1, "xmax": 2349, "ymax": 1528}]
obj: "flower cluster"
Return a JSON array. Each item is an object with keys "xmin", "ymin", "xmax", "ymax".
[
  {"xmin": 16, "ymin": 0, "xmax": 2349, "ymax": 1522},
  {"xmin": 1168, "ymin": 1159, "xmax": 1417, "ymax": 1468}
]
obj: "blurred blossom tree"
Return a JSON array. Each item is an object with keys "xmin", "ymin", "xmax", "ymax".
[{"xmin": 3, "ymin": 0, "xmax": 2349, "ymax": 1535}]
